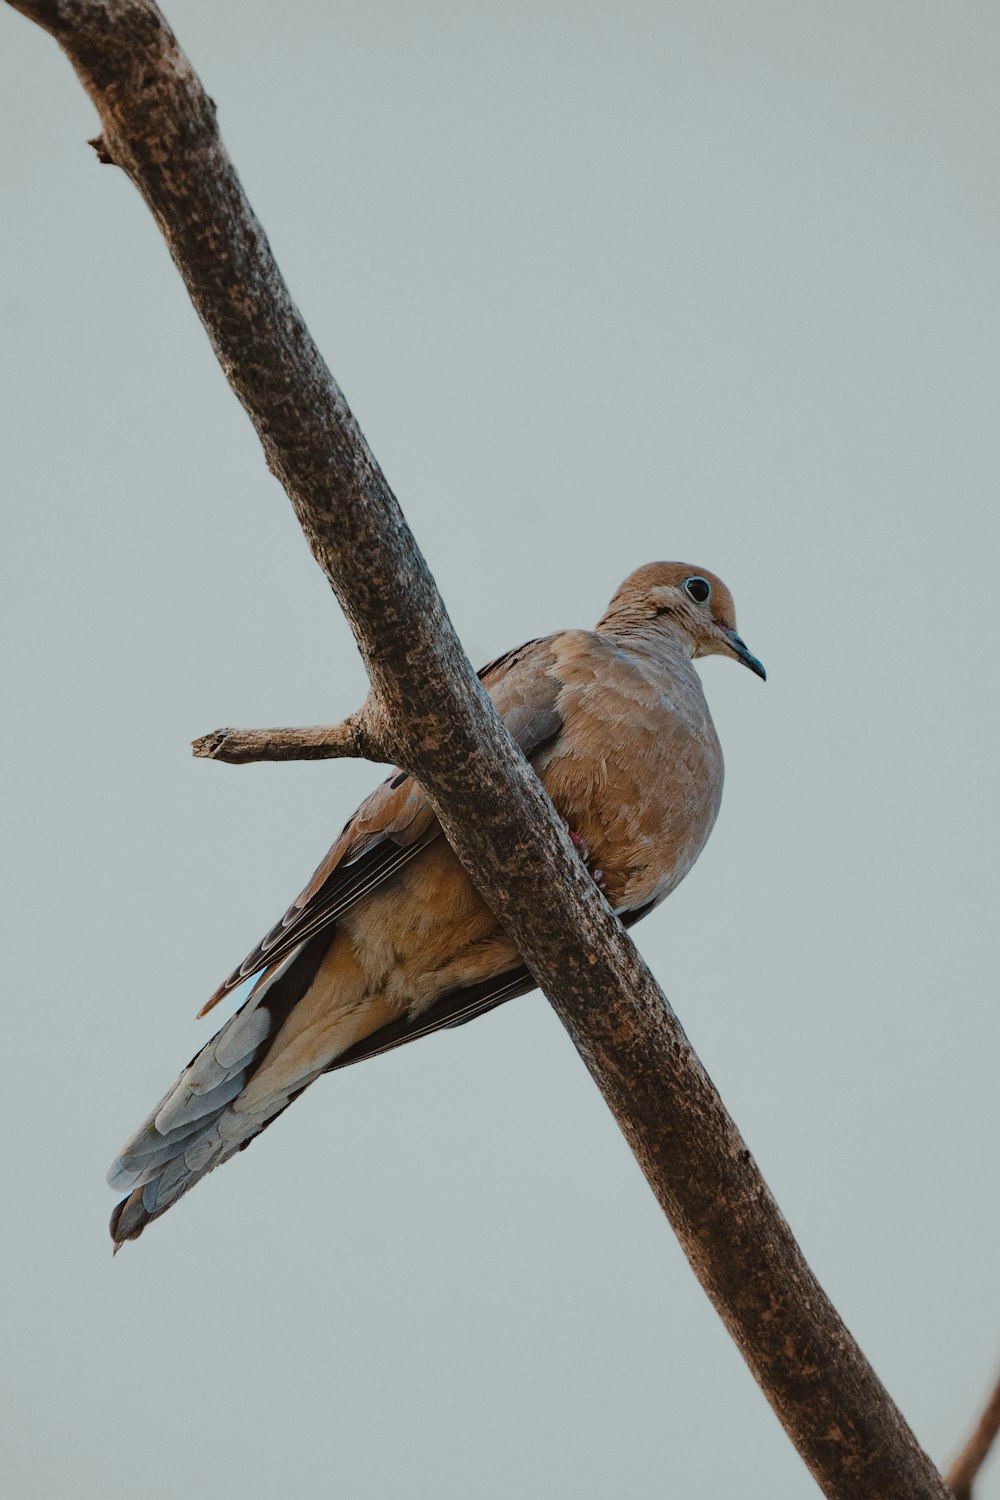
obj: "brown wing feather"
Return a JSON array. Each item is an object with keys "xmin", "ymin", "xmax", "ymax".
[
  {"xmin": 200, "ymin": 636, "xmax": 564, "ymax": 1015},
  {"xmin": 326, "ymin": 968, "xmax": 538, "ymax": 1070}
]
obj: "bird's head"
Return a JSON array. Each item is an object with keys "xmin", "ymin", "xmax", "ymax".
[{"xmin": 597, "ymin": 561, "xmax": 766, "ymax": 680}]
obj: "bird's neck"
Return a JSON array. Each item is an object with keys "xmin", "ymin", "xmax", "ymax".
[{"xmin": 597, "ymin": 613, "xmax": 697, "ymax": 668}]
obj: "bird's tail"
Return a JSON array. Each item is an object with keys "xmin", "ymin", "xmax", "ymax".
[{"xmin": 107, "ymin": 933, "xmax": 385, "ymax": 1248}]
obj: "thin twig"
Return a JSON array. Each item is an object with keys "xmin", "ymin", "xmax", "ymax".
[
  {"xmin": 192, "ymin": 718, "xmax": 381, "ymax": 764},
  {"xmin": 946, "ymin": 1365, "xmax": 1000, "ymax": 1500}
]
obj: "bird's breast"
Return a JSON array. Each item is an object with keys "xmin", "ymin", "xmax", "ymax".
[{"xmin": 537, "ymin": 646, "xmax": 724, "ymax": 913}]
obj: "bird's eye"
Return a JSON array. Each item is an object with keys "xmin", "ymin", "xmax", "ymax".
[{"xmin": 683, "ymin": 576, "xmax": 711, "ymax": 605}]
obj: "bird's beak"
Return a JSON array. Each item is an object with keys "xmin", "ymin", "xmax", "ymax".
[{"xmin": 722, "ymin": 629, "xmax": 766, "ymax": 681}]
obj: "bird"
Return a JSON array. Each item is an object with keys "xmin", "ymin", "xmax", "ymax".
[{"xmin": 107, "ymin": 561, "xmax": 764, "ymax": 1247}]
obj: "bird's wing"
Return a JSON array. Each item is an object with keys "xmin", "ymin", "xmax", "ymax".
[{"xmin": 200, "ymin": 635, "xmax": 564, "ymax": 1014}]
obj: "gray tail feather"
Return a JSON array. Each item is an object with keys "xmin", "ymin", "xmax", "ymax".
[{"xmin": 108, "ymin": 937, "xmax": 331, "ymax": 1249}]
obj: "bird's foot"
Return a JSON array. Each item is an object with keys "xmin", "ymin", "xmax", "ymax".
[
  {"xmin": 568, "ymin": 828, "xmax": 590, "ymax": 862},
  {"xmin": 567, "ymin": 826, "xmax": 606, "ymax": 891}
]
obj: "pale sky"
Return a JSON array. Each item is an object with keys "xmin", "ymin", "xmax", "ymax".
[{"xmin": 2, "ymin": 3, "xmax": 999, "ymax": 1496}]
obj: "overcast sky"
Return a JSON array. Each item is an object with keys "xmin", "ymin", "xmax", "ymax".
[{"xmin": 2, "ymin": 3, "xmax": 999, "ymax": 1496}]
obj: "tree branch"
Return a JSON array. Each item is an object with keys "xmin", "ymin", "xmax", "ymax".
[
  {"xmin": 192, "ymin": 714, "xmax": 384, "ymax": 765},
  {"xmin": 946, "ymin": 1364, "xmax": 1000, "ymax": 1500},
  {"xmin": 5, "ymin": 3, "xmax": 953, "ymax": 1496}
]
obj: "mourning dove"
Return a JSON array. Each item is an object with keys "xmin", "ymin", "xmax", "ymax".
[{"xmin": 108, "ymin": 562, "xmax": 764, "ymax": 1247}]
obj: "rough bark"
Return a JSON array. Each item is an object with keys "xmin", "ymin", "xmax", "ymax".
[{"xmin": 4, "ymin": 3, "xmax": 953, "ymax": 1496}]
